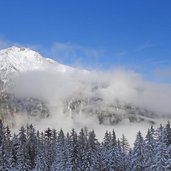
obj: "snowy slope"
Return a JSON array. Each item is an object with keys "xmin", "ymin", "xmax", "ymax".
[
  {"xmin": 0, "ymin": 46, "xmax": 73, "ymax": 84},
  {"xmin": 0, "ymin": 46, "xmax": 78, "ymax": 126}
]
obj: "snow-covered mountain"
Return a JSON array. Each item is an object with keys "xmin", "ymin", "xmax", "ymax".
[
  {"xmin": 0, "ymin": 46, "xmax": 68, "ymax": 125},
  {"xmin": 0, "ymin": 46, "xmax": 168, "ymax": 127},
  {"xmin": 0, "ymin": 46, "xmax": 73, "ymax": 85}
]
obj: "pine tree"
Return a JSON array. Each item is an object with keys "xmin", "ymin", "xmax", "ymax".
[
  {"xmin": 26, "ymin": 124, "xmax": 37, "ymax": 169},
  {"xmin": 34, "ymin": 131, "xmax": 48, "ymax": 171},
  {"xmin": 131, "ymin": 131, "xmax": 145, "ymax": 171},
  {"xmin": 151, "ymin": 129, "xmax": 169, "ymax": 171},
  {"xmin": 144, "ymin": 127, "xmax": 156, "ymax": 171},
  {"xmin": 164, "ymin": 121, "xmax": 171, "ymax": 146},
  {"xmin": 51, "ymin": 129, "xmax": 68, "ymax": 171},
  {"xmin": 0, "ymin": 120, "xmax": 11, "ymax": 171},
  {"xmin": 10, "ymin": 134, "xmax": 19, "ymax": 170},
  {"xmin": 90, "ymin": 145, "xmax": 106, "ymax": 171},
  {"xmin": 151, "ymin": 141, "xmax": 168, "ymax": 171},
  {"xmin": 67, "ymin": 129, "xmax": 79, "ymax": 171},
  {"xmin": 111, "ymin": 129, "xmax": 117, "ymax": 147},
  {"xmin": 120, "ymin": 134, "xmax": 130, "ymax": 154},
  {"xmin": 103, "ymin": 131, "xmax": 111, "ymax": 148},
  {"xmin": 77, "ymin": 128, "xmax": 90, "ymax": 171},
  {"xmin": 44, "ymin": 128, "xmax": 55, "ymax": 170},
  {"xmin": 4, "ymin": 126, "xmax": 13, "ymax": 171},
  {"xmin": 17, "ymin": 126, "xmax": 32, "ymax": 171}
]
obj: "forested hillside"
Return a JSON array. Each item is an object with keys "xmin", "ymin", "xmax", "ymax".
[{"xmin": 0, "ymin": 121, "xmax": 171, "ymax": 170}]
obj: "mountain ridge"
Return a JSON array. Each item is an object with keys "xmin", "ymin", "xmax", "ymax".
[{"xmin": 0, "ymin": 46, "xmax": 169, "ymax": 127}]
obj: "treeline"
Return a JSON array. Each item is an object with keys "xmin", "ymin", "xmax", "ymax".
[{"xmin": 0, "ymin": 121, "xmax": 171, "ymax": 170}]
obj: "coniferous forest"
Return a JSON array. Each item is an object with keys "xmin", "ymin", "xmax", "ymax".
[{"xmin": 0, "ymin": 120, "xmax": 171, "ymax": 171}]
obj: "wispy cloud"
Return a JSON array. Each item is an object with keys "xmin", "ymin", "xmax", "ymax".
[
  {"xmin": 154, "ymin": 67, "xmax": 171, "ymax": 81},
  {"xmin": 46, "ymin": 42, "xmax": 105, "ymax": 68},
  {"xmin": 115, "ymin": 51, "xmax": 126, "ymax": 57},
  {"xmin": 0, "ymin": 38, "xmax": 11, "ymax": 49},
  {"xmin": 134, "ymin": 43, "xmax": 157, "ymax": 52}
]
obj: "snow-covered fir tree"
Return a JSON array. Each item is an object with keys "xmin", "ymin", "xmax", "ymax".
[{"xmin": 0, "ymin": 120, "xmax": 171, "ymax": 170}]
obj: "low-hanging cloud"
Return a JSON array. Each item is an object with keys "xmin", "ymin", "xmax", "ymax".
[
  {"xmin": 9, "ymin": 67, "xmax": 171, "ymax": 116},
  {"xmin": 7, "ymin": 67, "xmax": 171, "ymax": 145}
]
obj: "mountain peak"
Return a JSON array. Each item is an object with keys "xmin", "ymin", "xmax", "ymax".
[
  {"xmin": 0, "ymin": 46, "xmax": 46, "ymax": 60},
  {"xmin": 5, "ymin": 46, "xmax": 29, "ymax": 51},
  {"xmin": 0, "ymin": 46, "xmax": 74, "ymax": 85},
  {"xmin": 1, "ymin": 46, "xmax": 38, "ymax": 55},
  {"xmin": 0, "ymin": 46, "xmax": 57, "ymax": 68}
]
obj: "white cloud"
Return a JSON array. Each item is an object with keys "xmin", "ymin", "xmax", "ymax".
[
  {"xmin": 8, "ymin": 67, "xmax": 171, "ymax": 145},
  {"xmin": 9, "ymin": 67, "xmax": 171, "ymax": 115},
  {"xmin": 45, "ymin": 42, "xmax": 105, "ymax": 68}
]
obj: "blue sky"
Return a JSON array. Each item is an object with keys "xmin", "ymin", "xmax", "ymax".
[{"xmin": 0, "ymin": 0, "xmax": 171, "ymax": 82}]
